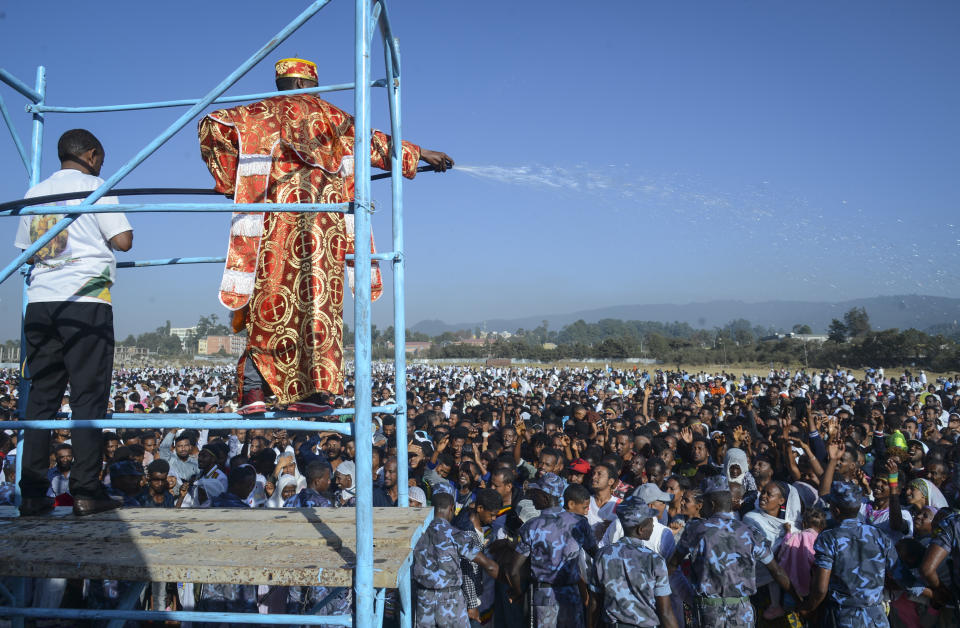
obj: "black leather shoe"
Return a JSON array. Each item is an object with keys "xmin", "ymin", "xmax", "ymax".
[
  {"xmin": 19, "ymin": 496, "xmax": 55, "ymax": 516},
  {"xmin": 72, "ymin": 494, "xmax": 122, "ymax": 517}
]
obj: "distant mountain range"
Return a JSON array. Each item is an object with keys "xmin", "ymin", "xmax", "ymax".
[{"xmin": 410, "ymin": 295, "xmax": 960, "ymax": 336}]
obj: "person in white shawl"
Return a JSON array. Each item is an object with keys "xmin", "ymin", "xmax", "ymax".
[
  {"xmin": 743, "ymin": 480, "xmax": 801, "ymax": 619},
  {"xmin": 334, "ymin": 460, "xmax": 356, "ymax": 507},
  {"xmin": 266, "ymin": 474, "xmax": 298, "ymax": 509},
  {"xmin": 906, "ymin": 478, "xmax": 948, "ymax": 510},
  {"xmin": 724, "ymin": 448, "xmax": 757, "ymax": 492}
]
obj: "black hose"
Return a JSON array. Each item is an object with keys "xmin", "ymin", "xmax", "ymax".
[{"xmin": 0, "ymin": 165, "xmax": 443, "ymax": 213}]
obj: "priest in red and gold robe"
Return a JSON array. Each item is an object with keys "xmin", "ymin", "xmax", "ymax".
[{"xmin": 199, "ymin": 58, "xmax": 452, "ymax": 413}]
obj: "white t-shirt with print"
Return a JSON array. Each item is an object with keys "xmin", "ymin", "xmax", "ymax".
[{"xmin": 15, "ymin": 169, "xmax": 131, "ymax": 305}]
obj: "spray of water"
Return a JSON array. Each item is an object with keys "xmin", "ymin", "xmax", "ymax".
[{"xmin": 451, "ymin": 163, "xmax": 959, "ymax": 294}]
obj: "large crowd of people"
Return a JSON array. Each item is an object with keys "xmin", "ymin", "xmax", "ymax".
[{"xmin": 1, "ymin": 363, "xmax": 959, "ymax": 627}]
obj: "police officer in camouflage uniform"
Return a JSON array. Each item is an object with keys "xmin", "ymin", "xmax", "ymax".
[
  {"xmin": 413, "ymin": 492, "xmax": 499, "ymax": 627},
  {"xmin": 284, "ymin": 460, "xmax": 334, "ymax": 507},
  {"xmin": 279, "ymin": 460, "xmax": 352, "ymax": 619},
  {"xmin": 671, "ymin": 475, "xmax": 793, "ymax": 627},
  {"xmin": 589, "ymin": 496, "xmax": 678, "ymax": 628},
  {"xmin": 510, "ymin": 472, "xmax": 598, "ymax": 628},
  {"xmin": 799, "ymin": 481, "xmax": 898, "ymax": 627},
  {"xmin": 199, "ymin": 465, "xmax": 260, "ymax": 616}
]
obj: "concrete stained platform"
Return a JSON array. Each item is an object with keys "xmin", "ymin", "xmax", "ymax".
[{"xmin": 0, "ymin": 506, "xmax": 431, "ymax": 588}]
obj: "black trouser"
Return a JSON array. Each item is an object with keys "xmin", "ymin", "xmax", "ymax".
[
  {"xmin": 241, "ymin": 354, "xmax": 267, "ymax": 394},
  {"xmin": 20, "ymin": 301, "xmax": 114, "ymax": 498}
]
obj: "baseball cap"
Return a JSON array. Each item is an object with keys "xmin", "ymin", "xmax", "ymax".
[
  {"xmin": 567, "ymin": 459, "xmax": 590, "ymax": 474},
  {"xmin": 633, "ymin": 483, "xmax": 673, "ymax": 504}
]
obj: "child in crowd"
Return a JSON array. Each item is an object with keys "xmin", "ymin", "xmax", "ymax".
[{"xmin": 772, "ymin": 507, "xmax": 826, "ymax": 619}]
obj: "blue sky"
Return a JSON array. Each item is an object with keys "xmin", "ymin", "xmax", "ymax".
[{"xmin": 0, "ymin": 1, "xmax": 957, "ymax": 339}]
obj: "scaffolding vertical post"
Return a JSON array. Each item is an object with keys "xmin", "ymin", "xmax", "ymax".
[
  {"xmin": 12, "ymin": 63, "xmax": 45, "ymax": 628},
  {"xmin": 14, "ymin": 64, "xmax": 45, "ymax": 510},
  {"xmin": 383, "ymin": 32, "xmax": 408, "ymax": 508},
  {"xmin": 28, "ymin": 66, "xmax": 45, "ymax": 187},
  {"xmin": 353, "ymin": 0, "xmax": 375, "ymax": 627}
]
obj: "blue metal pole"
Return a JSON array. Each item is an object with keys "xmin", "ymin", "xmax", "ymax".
[
  {"xmin": 15, "ymin": 64, "xmax": 46, "ymax": 507},
  {"xmin": 28, "ymin": 67, "xmax": 44, "ymax": 187},
  {"xmin": 14, "ymin": 271, "xmax": 28, "ymax": 512},
  {"xmin": 374, "ymin": 588, "xmax": 386, "ymax": 627},
  {"xmin": 375, "ymin": 5, "xmax": 401, "ymax": 78},
  {"xmin": 369, "ymin": 3, "xmax": 383, "ymax": 47},
  {"xmin": 353, "ymin": 0, "xmax": 375, "ymax": 626},
  {"xmin": 27, "ymin": 80, "xmax": 386, "ymax": 114},
  {"xmin": 116, "ymin": 256, "xmax": 226, "ymax": 269},
  {"xmin": 11, "ymin": 63, "xmax": 45, "ymax": 628},
  {"xmin": 345, "ymin": 252, "xmax": 395, "ymax": 261},
  {"xmin": 0, "ymin": 607, "xmax": 352, "ymax": 626},
  {"xmin": 105, "ymin": 582, "xmax": 149, "ymax": 628},
  {"xmin": 382, "ymin": 29, "xmax": 408, "ymax": 508},
  {"xmin": 0, "ymin": 68, "xmax": 42, "ymax": 103},
  {"xmin": 49, "ymin": 405, "xmax": 394, "ymax": 420},
  {"xmin": 0, "ymin": 201, "xmax": 353, "ymax": 217},
  {"xmin": 0, "ymin": 93, "xmax": 31, "ymax": 177},
  {"xmin": 1, "ymin": 419, "xmax": 353, "ymax": 431}
]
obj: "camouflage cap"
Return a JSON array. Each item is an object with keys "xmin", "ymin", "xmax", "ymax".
[
  {"xmin": 824, "ymin": 481, "xmax": 863, "ymax": 510},
  {"xmin": 616, "ymin": 496, "xmax": 658, "ymax": 529},
  {"xmin": 532, "ymin": 472, "xmax": 565, "ymax": 499},
  {"xmin": 431, "ymin": 482, "xmax": 455, "ymax": 498},
  {"xmin": 703, "ymin": 475, "xmax": 731, "ymax": 495}
]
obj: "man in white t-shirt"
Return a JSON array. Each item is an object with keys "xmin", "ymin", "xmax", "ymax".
[{"xmin": 15, "ymin": 129, "xmax": 132, "ymax": 517}]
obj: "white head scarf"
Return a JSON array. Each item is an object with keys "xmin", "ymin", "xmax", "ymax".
[
  {"xmin": 267, "ymin": 474, "xmax": 298, "ymax": 508},
  {"xmin": 335, "ymin": 461, "xmax": 357, "ymax": 504},
  {"xmin": 724, "ymin": 448, "xmax": 749, "ymax": 484},
  {"xmin": 914, "ymin": 478, "xmax": 948, "ymax": 509},
  {"xmin": 783, "ymin": 483, "xmax": 803, "ymax": 530},
  {"xmin": 724, "ymin": 448, "xmax": 757, "ymax": 491}
]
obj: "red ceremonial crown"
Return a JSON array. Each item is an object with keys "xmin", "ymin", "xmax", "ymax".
[{"xmin": 275, "ymin": 58, "xmax": 318, "ymax": 82}]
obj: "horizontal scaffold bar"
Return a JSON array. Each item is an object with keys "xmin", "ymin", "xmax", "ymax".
[
  {"xmin": 346, "ymin": 252, "xmax": 398, "ymax": 261},
  {"xmin": 2, "ymin": 202, "xmax": 353, "ymax": 217},
  {"xmin": 117, "ymin": 256, "xmax": 225, "ymax": 268},
  {"xmin": 4, "ymin": 419, "xmax": 353, "ymax": 431},
  {"xmin": 0, "ymin": 607, "xmax": 352, "ymax": 626},
  {"xmin": 26, "ymin": 80, "xmax": 387, "ymax": 114},
  {"xmin": 0, "ymin": 188, "xmax": 219, "ymax": 213}
]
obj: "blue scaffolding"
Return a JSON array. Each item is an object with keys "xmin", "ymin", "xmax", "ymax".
[{"xmin": 0, "ymin": 1, "xmax": 417, "ymax": 625}]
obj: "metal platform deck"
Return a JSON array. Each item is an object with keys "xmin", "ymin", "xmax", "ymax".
[{"xmin": 0, "ymin": 506, "xmax": 431, "ymax": 588}]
